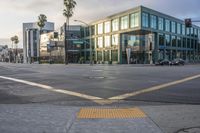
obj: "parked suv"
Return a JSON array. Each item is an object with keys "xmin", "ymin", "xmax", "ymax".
[
  {"xmin": 155, "ymin": 59, "xmax": 172, "ymax": 66},
  {"xmin": 171, "ymin": 58, "xmax": 185, "ymax": 65}
]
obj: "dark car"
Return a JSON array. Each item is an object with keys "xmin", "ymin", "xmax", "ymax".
[
  {"xmin": 171, "ymin": 58, "xmax": 185, "ymax": 65},
  {"xmin": 156, "ymin": 59, "xmax": 172, "ymax": 66}
]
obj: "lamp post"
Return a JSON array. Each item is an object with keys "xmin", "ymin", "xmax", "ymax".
[{"xmin": 74, "ymin": 20, "xmax": 93, "ymax": 65}]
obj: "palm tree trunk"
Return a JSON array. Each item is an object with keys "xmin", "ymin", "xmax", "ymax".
[
  {"xmin": 38, "ymin": 28, "xmax": 41, "ymax": 64},
  {"xmin": 64, "ymin": 18, "xmax": 69, "ymax": 65},
  {"xmin": 15, "ymin": 44, "xmax": 17, "ymax": 63}
]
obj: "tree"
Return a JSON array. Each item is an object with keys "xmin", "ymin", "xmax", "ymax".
[
  {"xmin": 37, "ymin": 14, "xmax": 47, "ymax": 63},
  {"xmin": 13, "ymin": 35, "xmax": 19, "ymax": 63},
  {"xmin": 63, "ymin": 0, "xmax": 77, "ymax": 64},
  {"xmin": 10, "ymin": 36, "xmax": 15, "ymax": 49}
]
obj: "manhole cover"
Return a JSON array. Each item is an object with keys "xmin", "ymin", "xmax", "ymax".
[
  {"xmin": 176, "ymin": 127, "xmax": 200, "ymax": 133},
  {"xmin": 88, "ymin": 76, "xmax": 105, "ymax": 79},
  {"xmin": 92, "ymin": 69, "xmax": 103, "ymax": 72}
]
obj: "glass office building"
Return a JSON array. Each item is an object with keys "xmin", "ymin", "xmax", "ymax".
[{"xmin": 90, "ymin": 6, "xmax": 200, "ymax": 64}]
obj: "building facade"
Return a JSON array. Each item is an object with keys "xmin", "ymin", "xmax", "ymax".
[
  {"xmin": 90, "ymin": 6, "xmax": 200, "ymax": 64},
  {"xmin": 40, "ymin": 31, "xmax": 64, "ymax": 63},
  {"xmin": 23, "ymin": 22, "xmax": 54, "ymax": 63},
  {"xmin": 39, "ymin": 25, "xmax": 88, "ymax": 64}
]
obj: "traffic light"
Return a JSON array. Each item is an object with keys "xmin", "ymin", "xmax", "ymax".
[
  {"xmin": 53, "ymin": 32, "xmax": 58, "ymax": 38},
  {"xmin": 185, "ymin": 18, "xmax": 192, "ymax": 27}
]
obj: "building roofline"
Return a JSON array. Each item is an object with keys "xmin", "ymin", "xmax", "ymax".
[
  {"xmin": 22, "ymin": 22, "xmax": 54, "ymax": 25},
  {"xmin": 90, "ymin": 6, "xmax": 142, "ymax": 24},
  {"xmin": 90, "ymin": 5, "xmax": 200, "ymax": 28}
]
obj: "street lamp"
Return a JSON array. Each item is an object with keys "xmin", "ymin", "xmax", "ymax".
[{"xmin": 74, "ymin": 20, "xmax": 93, "ymax": 65}]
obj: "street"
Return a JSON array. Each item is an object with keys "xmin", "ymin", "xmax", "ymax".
[{"xmin": 0, "ymin": 63, "xmax": 200, "ymax": 133}]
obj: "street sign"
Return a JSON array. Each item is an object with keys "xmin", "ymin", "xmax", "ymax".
[{"xmin": 73, "ymin": 40, "xmax": 84, "ymax": 44}]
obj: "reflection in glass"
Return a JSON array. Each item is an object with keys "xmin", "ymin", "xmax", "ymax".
[
  {"xmin": 97, "ymin": 37, "xmax": 103, "ymax": 48},
  {"xmin": 142, "ymin": 12, "xmax": 149, "ymax": 28},
  {"xmin": 165, "ymin": 19, "xmax": 170, "ymax": 32},
  {"xmin": 130, "ymin": 12, "xmax": 139, "ymax": 28},
  {"xmin": 104, "ymin": 21, "xmax": 110, "ymax": 33},
  {"xmin": 104, "ymin": 36, "xmax": 110, "ymax": 47},
  {"xmin": 158, "ymin": 17, "xmax": 164, "ymax": 30},
  {"xmin": 112, "ymin": 19, "xmax": 119, "ymax": 31},
  {"xmin": 112, "ymin": 34, "xmax": 119, "ymax": 45},
  {"xmin": 150, "ymin": 15, "xmax": 157, "ymax": 29},
  {"xmin": 121, "ymin": 16, "xmax": 128, "ymax": 30},
  {"xmin": 97, "ymin": 23, "xmax": 103, "ymax": 34}
]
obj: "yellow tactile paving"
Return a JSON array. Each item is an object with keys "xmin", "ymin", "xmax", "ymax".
[{"xmin": 77, "ymin": 107, "xmax": 146, "ymax": 119}]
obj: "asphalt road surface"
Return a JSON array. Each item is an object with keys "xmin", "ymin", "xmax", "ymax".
[
  {"xmin": 0, "ymin": 63, "xmax": 200, "ymax": 105},
  {"xmin": 0, "ymin": 63, "xmax": 200, "ymax": 133}
]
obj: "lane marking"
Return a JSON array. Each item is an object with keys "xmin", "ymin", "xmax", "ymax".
[
  {"xmin": 0, "ymin": 76, "xmax": 105, "ymax": 104},
  {"xmin": 108, "ymin": 74, "xmax": 200, "ymax": 101},
  {"xmin": 1, "ymin": 74, "xmax": 200, "ymax": 105}
]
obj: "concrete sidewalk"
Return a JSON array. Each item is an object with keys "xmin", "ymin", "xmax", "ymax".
[{"xmin": 0, "ymin": 104, "xmax": 200, "ymax": 133}]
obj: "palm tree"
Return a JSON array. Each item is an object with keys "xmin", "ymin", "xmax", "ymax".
[
  {"xmin": 10, "ymin": 37, "xmax": 15, "ymax": 49},
  {"xmin": 13, "ymin": 36, "xmax": 19, "ymax": 63},
  {"xmin": 37, "ymin": 14, "xmax": 47, "ymax": 63},
  {"xmin": 63, "ymin": 0, "xmax": 77, "ymax": 64},
  {"xmin": 10, "ymin": 36, "xmax": 15, "ymax": 63}
]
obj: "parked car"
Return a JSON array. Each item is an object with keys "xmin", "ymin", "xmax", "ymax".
[
  {"xmin": 171, "ymin": 58, "xmax": 185, "ymax": 65},
  {"xmin": 155, "ymin": 59, "xmax": 172, "ymax": 66}
]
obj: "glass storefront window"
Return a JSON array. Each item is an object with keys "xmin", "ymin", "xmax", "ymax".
[
  {"xmin": 171, "ymin": 21, "xmax": 176, "ymax": 33},
  {"xmin": 187, "ymin": 38, "xmax": 190, "ymax": 48},
  {"xmin": 142, "ymin": 12, "xmax": 149, "ymax": 28},
  {"xmin": 97, "ymin": 51, "xmax": 102, "ymax": 61},
  {"xmin": 191, "ymin": 39, "xmax": 194, "ymax": 49},
  {"xmin": 112, "ymin": 34, "xmax": 119, "ymax": 45},
  {"xmin": 198, "ymin": 29, "xmax": 200, "ymax": 40},
  {"xmin": 111, "ymin": 50, "xmax": 118, "ymax": 61},
  {"xmin": 158, "ymin": 17, "xmax": 164, "ymax": 30},
  {"xmin": 94, "ymin": 25, "xmax": 97, "ymax": 35},
  {"xmin": 112, "ymin": 19, "xmax": 119, "ymax": 31},
  {"xmin": 150, "ymin": 15, "xmax": 157, "ymax": 29},
  {"xmin": 121, "ymin": 16, "xmax": 128, "ymax": 30},
  {"xmin": 186, "ymin": 28, "xmax": 190, "ymax": 36},
  {"xmin": 97, "ymin": 23, "xmax": 103, "ymax": 34},
  {"xmin": 195, "ymin": 40, "xmax": 197, "ymax": 50},
  {"xmin": 104, "ymin": 36, "xmax": 110, "ymax": 47},
  {"xmin": 94, "ymin": 38, "xmax": 97, "ymax": 48},
  {"xmin": 177, "ymin": 23, "xmax": 181, "ymax": 34},
  {"xmin": 171, "ymin": 36, "xmax": 176, "ymax": 47},
  {"xmin": 104, "ymin": 21, "xmax": 111, "ymax": 33},
  {"xmin": 97, "ymin": 37, "xmax": 103, "ymax": 48},
  {"xmin": 159, "ymin": 34, "xmax": 164, "ymax": 46},
  {"xmin": 165, "ymin": 34, "xmax": 170, "ymax": 46},
  {"xmin": 177, "ymin": 37, "xmax": 181, "ymax": 47},
  {"xmin": 165, "ymin": 19, "xmax": 170, "ymax": 32},
  {"xmin": 183, "ymin": 38, "xmax": 186, "ymax": 48},
  {"xmin": 198, "ymin": 29, "xmax": 200, "ymax": 39},
  {"xmin": 130, "ymin": 12, "xmax": 139, "ymax": 28},
  {"xmin": 127, "ymin": 35, "xmax": 140, "ymax": 48},
  {"xmin": 194, "ymin": 28, "xmax": 197, "ymax": 37},
  {"xmin": 182, "ymin": 24, "xmax": 185, "ymax": 35},
  {"xmin": 190, "ymin": 28, "xmax": 194, "ymax": 36},
  {"xmin": 104, "ymin": 50, "xmax": 109, "ymax": 61}
]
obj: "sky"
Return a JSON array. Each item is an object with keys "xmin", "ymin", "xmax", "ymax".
[{"xmin": 0, "ymin": 0, "xmax": 200, "ymax": 48}]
